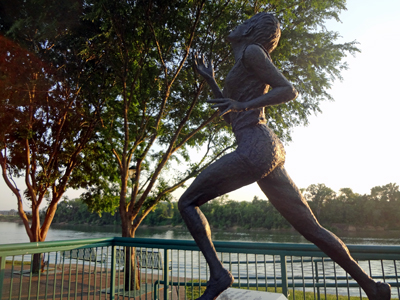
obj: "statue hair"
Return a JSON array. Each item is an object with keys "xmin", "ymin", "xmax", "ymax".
[{"xmin": 243, "ymin": 12, "xmax": 281, "ymax": 53}]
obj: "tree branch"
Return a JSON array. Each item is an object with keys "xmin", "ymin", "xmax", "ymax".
[
  {"xmin": 132, "ymin": 143, "xmax": 234, "ymax": 228},
  {"xmin": 168, "ymin": 1, "xmax": 205, "ymax": 88},
  {"xmin": 0, "ymin": 150, "xmax": 33, "ymax": 241}
]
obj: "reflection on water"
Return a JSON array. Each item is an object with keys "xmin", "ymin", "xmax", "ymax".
[{"xmin": 1, "ymin": 221, "xmax": 400, "ymax": 245}]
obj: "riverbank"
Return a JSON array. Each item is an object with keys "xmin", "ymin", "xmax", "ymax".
[
  {"xmin": 0, "ymin": 215, "xmax": 20, "ymax": 222},
  {"xmin": 1, "ymin": 215, "xmax": 398, "ymax": 234},
  {"xmin": 0, "ymin": 216, "xmax": 400, "ymax": 238},
  {"xmin": 2, "ymin": 220, "xmax": 400, "ymax": 246}
]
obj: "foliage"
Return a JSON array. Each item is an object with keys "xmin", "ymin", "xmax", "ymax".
[
  {"xmin": 67, "ymin": 0, "xmax": 360, "ymax": 240},
  {"xmin": 1, "ymin": 0, "xmax": 359, "ymax": 282},
  {"xmin": 1, "ymin": 0, "xmax": 361, "ymax": 242},
  {"xmin": 304, "ymin": 183, "xmax": 336, "ymax": 219},
  {"xmin": 0, "ymin": 0, "xmax": 103, "ymax": 245},
  {"xmin": 307, "ymin": 183, "xmax": 400, "ymax": 229},
  {"xmin": 49, "ymin": 197, "xmax": 122, "ymax": 226},
  {"xmin": 49, "ymin": 183, "xmax": 400, "ymax": 231}
]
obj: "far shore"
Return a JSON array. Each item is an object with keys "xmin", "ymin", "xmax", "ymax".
[{"xmin": 1, "ymin": 215, "xmax": 399, "ymax": 233}]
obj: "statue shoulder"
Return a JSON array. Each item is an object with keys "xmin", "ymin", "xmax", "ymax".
[{"xmin": 243, "ymin": 44, "xmax": 273, "ymax": 72}]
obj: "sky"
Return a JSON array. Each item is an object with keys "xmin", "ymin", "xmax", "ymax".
[
  {"xmin": 224, "ymin": 0, "xmax": 400, "ymax": 200},
  {"xmin": 1, "ymin": 0, "xmax": 399, "ymax": 210}
]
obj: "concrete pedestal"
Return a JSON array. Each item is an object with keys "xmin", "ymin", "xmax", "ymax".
[{"xmin": 217, "ymin": 288, "xmax": 287, "ymax": 300}]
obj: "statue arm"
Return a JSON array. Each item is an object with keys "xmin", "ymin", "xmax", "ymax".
[
  {"xmin": 208, "ymin": 45, "xmax": 298, "ymax": 116},
  {"xmin": 193, "ymin": 52, "xmax": 223, "ymax": 98},
  {"xmin": 242, "ymin": 44, "xmax": 298, "ymax": 108},
  {"xmin": 193, "ymin": 52, "xmax": 230, "ymax": 122}
]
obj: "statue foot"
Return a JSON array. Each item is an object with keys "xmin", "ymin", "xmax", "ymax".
[
  {"xmin": 196, "ymin": 269, "xmax": 234, "ymax": 300},
  {"xmin": 367, "ymin": 282, "xmax": 391, "ymax": 300}
]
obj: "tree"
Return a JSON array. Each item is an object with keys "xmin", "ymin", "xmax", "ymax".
[
  {"xmin": 369, "ymin": 183, "xmax": 400, "ymax": 228},
  {"xmin": 73, "ymin": 0, "xmax": 358, "ymax": 290},
  {"xmin": 304, "ymin": 183, "xmax": 336, "ymax": 219},
  {"xmin": 2, "ymin": 0, "xmax": 359, "ymax": 285},
  {"xmin": 80, "ymin": 0, "xmax": 358, "ymax": 231},
  {"xmin": 0, "ymin": 1, "xmax": 103, "ymax": 272},
  {"xmin": 370, "ymin": 183, "xmax": 400, "ymax": 203}
]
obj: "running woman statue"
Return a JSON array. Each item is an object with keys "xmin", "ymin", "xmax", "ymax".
[{"xmin": 178, "ymin": 12, "xmax": 391, "ymax": 300}]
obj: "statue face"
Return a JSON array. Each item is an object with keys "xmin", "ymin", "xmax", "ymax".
[
  {"xmin": 268, "ymin": 30, "xmax": 281, "ymax": 53},
  {"xmin": 227, "ymin": 22, "xmax": 249, "ymax": 42}
]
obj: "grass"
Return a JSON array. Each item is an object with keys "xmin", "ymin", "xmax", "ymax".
[
  {"xmin": 184, "ymin": 280, "xmax": 375, "ymax": 300},
  {"xmin": 5, "ymin": 260, "xmax": 31, "ymax": 265}
]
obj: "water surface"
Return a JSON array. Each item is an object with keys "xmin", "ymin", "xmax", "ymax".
[{"xmin": 1, "ymin": 221, "xmax": 399, "ymax": 245}]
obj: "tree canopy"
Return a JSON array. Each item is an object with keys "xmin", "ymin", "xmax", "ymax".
[
  {"xmin": 0, "ymin": 1, "xmax": 104, "ymax": 245},
  {"xmin": 67, "ymin": 0, "xmax": 360, "ymax": 239},
  {"xmin": 49, "ymin": 182, "xmax": 400, "ymax": 231},
  {"xmin": 1, "ymin": 0, "xmax": 360, "ymax": 242}
]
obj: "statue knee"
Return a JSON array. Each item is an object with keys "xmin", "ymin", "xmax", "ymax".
[
  {"xmin": 178, "ymin": 197, "xmax": 188, "ymax": 214},
  {"xmin": 178, "ymin": 194, "xmax": 197, "ymax": 214}
]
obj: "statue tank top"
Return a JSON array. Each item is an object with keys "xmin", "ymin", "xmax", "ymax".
[{"xmin": 222, "ymin": 44, "xmax": 271, "ymax": 132}]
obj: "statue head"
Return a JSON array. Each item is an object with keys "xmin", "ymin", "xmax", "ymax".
[{"xmin": 228, "ymin": 13, "xmax": 281, "ymax": 53}]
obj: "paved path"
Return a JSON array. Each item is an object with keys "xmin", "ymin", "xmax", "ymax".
[{"xmin": 1, "ymin": 264, "xmax": 186, "ymax": 300}]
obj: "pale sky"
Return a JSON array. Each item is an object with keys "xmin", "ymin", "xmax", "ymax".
[{"xmin": 1, "ymin": 0, "xmax": 399, "ymax": 210}]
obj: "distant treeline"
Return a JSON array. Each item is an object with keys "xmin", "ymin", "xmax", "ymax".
[{"xmin": 47, "ymin": 183, "xmax": 400, "ymax": 231}]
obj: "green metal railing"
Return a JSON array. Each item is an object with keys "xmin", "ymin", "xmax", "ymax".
[{"xmin": 1, "ymin": 237, "xmax": 399, "ymax": 300}]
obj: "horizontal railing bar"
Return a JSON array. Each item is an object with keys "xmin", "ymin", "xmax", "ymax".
[
  {"xmin": 224, "ymin": 256, "xmax": 400, "ymax": 264},
  {"xmin": 285, "ymin": 282, "xmax": 399, "ymax": 288},
  {"xmin": 2, "ymin": 237, "xmax": 400, "ymax": 256},
  {"xmin": 156, "ymin": 280, "xmax": 400, "ymax": 289},
  {"xmin": 218, "ymin": 249, "xmax": 400, "ymax": 259},
  {"xmin": 222, "ymin": 258, "xmax": 332, "ymax": 264},
  {"xmin": 352, "ymin": 253, "xmax": 400, "ymax": 260},
  {"xmin": 0, "ymin": 237, "xmax": 400, "ymax": 260},
  {"xmin": 0, "ymin": 237, "xmax": 400, "ymax": 259},
  {"xmin": 112, "ymin": 237, "xmax": 400, "ymax": 255},
  {"xmin": 0, "ymin": 238, "xmax": 114, "ymax": 256},
  {"xmin": 2, "ymin": 237, "xmax": 399, "ymax": 259},
  {"xmin": 237, "ymin": 275, "xmax": 399, "ymax": 281}
]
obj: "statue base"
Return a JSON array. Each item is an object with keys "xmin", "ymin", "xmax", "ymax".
[{"xmin": 217, "ymin": 288, "xmax": 288, "ymax": 300}]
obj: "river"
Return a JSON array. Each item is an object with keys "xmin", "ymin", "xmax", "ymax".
[{"xmin": 1, "ymin": 221, "xmax": 400, "ymax": 245}]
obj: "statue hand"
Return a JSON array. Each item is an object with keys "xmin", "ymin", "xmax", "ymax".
[
  {"xmin": 207, "ymin": 98, "xmax": 246, "ymax": 116},
  {"xmin": 193, "ymin": 52, "xmax": 215, "ymax": 81}
]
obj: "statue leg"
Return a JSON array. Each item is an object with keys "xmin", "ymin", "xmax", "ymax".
[
  {"xmin": 257, "ymin": 165, "xmax": 391, "ymax": 300},
  {"xmin": 178, "ymin": 151, "xmax": 258, "ymax": 300}
]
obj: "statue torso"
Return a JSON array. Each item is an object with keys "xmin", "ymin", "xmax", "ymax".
[{"xmin": 223, "ymin": 46, "xmax": 270, "ymax": 131}]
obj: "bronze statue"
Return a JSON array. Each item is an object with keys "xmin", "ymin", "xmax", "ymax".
[{"xmin": 178, "ymin": 13, "xmax": 391, "ymax": 300}]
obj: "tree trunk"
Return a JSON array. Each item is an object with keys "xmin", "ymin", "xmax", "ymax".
[
  {"xmin": 121, "ymin": 222, "xmax": 140, "ymax": 291},
  {"xmin": 30, "ymin": 205, "xmax": 45, "ymax": 274},
  {"xmin": 124, "ymin": 246, "xmax": 140, "ymax": 291},
  {"xmin": 31, "ymin": 253, "xmax": 42, "ymax": 274}
]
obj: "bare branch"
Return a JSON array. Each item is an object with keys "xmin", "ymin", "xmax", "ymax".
[
  {"xmin": 148, "ymin": 20, "xmax": 168, "ymax": 83},
  {"xmin": 173, "ymin": 110, "xmax": 219, "ymax": 153},
  {"xmin": 169, "ymin": 1, "xmax": 205, "ymax": 88},
  {"xmin": 132, "ymin": 142, "xmax": 234, "ymax": 228}
]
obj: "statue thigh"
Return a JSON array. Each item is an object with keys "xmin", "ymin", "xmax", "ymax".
[{"xmin": 179, "ymin": 151, "xmax": 259, "ymax": 209}]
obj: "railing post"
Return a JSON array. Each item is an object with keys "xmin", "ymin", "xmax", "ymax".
[
  {"xmin": 280, "ymin": 255, "xmax": 288, "ymax": 298},
  {"xmin": 110, "ymin": 245, "xmax": 116, "ymax": 300},
  {"xmin": 0, "ymin": 256, "xmax": 5, "ymax": 297},
  {"xmin": 314, "ymin": 261, "xmax": 320, "ymax": 300},
  {"xmin": 164, "ymin": 249, "xmax": 170, "ymax": 300}
]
